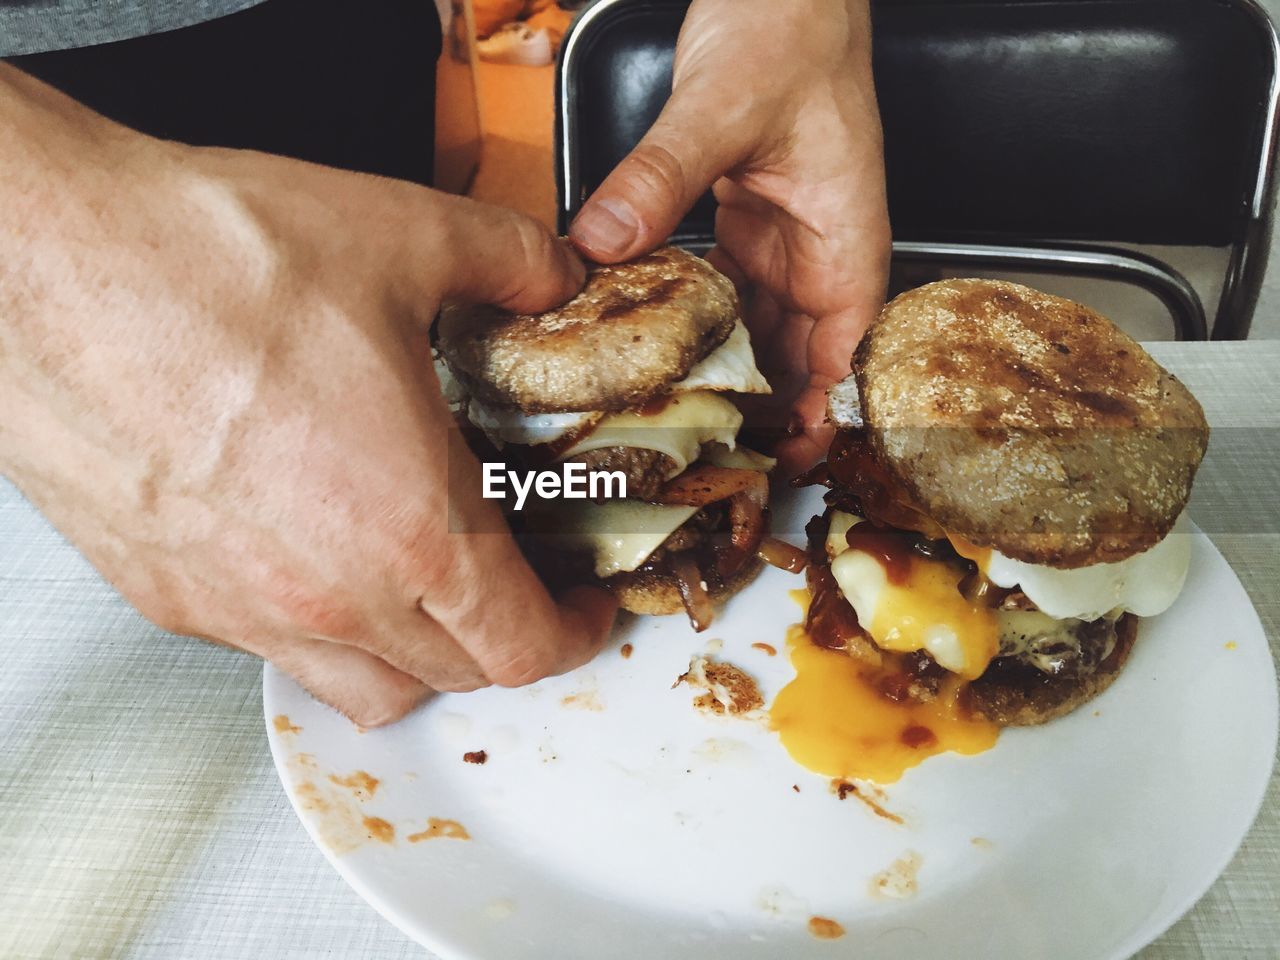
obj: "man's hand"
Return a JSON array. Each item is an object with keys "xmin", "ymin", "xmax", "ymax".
[
  {"xmin": 0, "ymin": 65, "xmax": 615, "ymax": 726},
  {"xmin": 568, "ymin": 0, "xmax": 890, "ymax": 471}
]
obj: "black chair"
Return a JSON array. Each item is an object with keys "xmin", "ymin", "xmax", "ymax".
[{"xmin": 556, "ymin": 0, "xmax": 1280, "ymax": 339}]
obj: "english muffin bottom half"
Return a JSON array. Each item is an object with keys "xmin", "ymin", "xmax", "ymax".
[
  {"xmin": 798, "ymin": 279, "xmax": 1208, "ymax": 725},
  {"xmin": 437, "ymin": 246, "xmax": 799, "ymax": 631}
]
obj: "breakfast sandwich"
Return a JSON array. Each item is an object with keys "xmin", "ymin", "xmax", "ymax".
[
  {"xmin": 800, "ymin": 278, "xmax": 1209, "ymax": 725},
  {"xmin": 437, "ymin": 246, "xmax": 802, "ymax": 630}
]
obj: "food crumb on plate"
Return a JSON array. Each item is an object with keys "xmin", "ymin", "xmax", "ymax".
[
  {"xmin": 362, "ymin": 816, "xmax": 395, "ymax": 844},
  {"xmin": 756, "ymin": 885, "xmax": 807, "ymax": 918},
  {"xmin": 272, "ymin": 714, "xmax": 301, "ymax": 735},
  {"xmin": 408, "ymin": 818, "xmax": 471, "ymax": 842},
  {"xmin": 971, "ymin": 836, "xmax": 994, "ymax": 849},
  {"xmin": 486, "ymin": 899, "xmax": 515, "ymax": 920},
  {"xmin": 751, "ymin": 642, "xmax": 777, "ymax": 656},
  {"xmin": 463, "ymin": 750, "xmax": 488, "ymax": 765},
  {"xmin": 869, "ymin": 850, "xmax": 923, "ymax": 899},
  {"xmin": 560, "ymin": 690, "xmax": 604, "ymax": 711},
  {"xmin": 620, "ymin": 643, "xmax": 633, "ymax": 659},
  {"xmin": 830, "ymin": 778, "xmax": 904, "ymax": 824},
  {"xmin": 808, "ymin": 916, "xmax": 845, "ymax": 940},
  {"xmin": 328, "ymin": 770, "xmax": 380, "ymax": 800},
  {"xmin": 674, "ymin": 656, "xmax": 763, "ymax": 717}
]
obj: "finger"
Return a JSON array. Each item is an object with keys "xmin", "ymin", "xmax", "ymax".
[
  {"xmin": 353, "ymin": 605, "xmax": 491, "ymax": 694},
  {"xmin": 421, "ymin": 533, "xmax": 617, "ymax": 688},
  {"xmin": 569, "ymin": 87, "xmax": 754, "ymax": 262},
  {"xmin": 773, "ymin": 374, "xmax": 837, "ymax": 479},
  {"xmin": 807, "ymin": 304, "xmax": 875, "ymax": 387},
  {"xmin": 416, "ymin": 491, "xmax": 616, "ymax": 687},
  {"xmin": 263, "ymin": 634, "xmax": 431, "ymax": 728},
  {"xmin": 425, "ymin": 193, "xmax": 587, "ymax": 314}
]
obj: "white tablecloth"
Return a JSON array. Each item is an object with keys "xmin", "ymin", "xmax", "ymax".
[{"xmin": 2, "ymin": 342, "xmax": 1277, "ymax": 959}]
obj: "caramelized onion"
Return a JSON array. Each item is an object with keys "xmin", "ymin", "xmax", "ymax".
[
  {"xmin": 658, "ymin": 466, "xmax": 769, "ymax": 579},
  {"xmin": 756, "ymin": 536, "xmax": 807, "ymax": 573},
  {"xmin": 669, "ymin": 552, "xmax": 714, "ymax": 633},
  {"xmin": 957, "ymin": 568, "xmax": 1013, "ymax": 607},
  {"xmin": 805, "ymin": 562, "xmax": 875, "ymax": 657},
  {"xmin": 658, "ymin": 464, "xmax": 765, "ymax": 508},
  {"xmin": 728, "ymin": 472, "xmax": 768, "ymax": 551},
  {"xmin": 823, "ymin": 430, "xmax": 946, "ymax": 539},
  {"xmin": 790, "ymin": 461, "xmax": 830, "ymax": 488}
]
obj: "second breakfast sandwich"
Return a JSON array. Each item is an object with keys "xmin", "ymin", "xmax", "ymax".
[
  {"xmin": 438, "ymin": 246, "xmax": 801, "ymax": 631},
  {"xmin": 801, "ymin": 278, "xmax": 1209, "ymax": 724}
]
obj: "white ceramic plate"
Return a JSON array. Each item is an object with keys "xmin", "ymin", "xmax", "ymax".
[{"xmin": 264, "ymin": 488, "xmax": 1277, "ymax": 960}]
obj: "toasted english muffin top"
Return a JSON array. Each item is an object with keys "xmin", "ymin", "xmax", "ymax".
[
  {"xmin": 438, "ymin": 247, "xmax": 738, "ymax": 413},
  {"xmin": 852, "ymin": 279, "xmax": 1208, "ymax": 567}
]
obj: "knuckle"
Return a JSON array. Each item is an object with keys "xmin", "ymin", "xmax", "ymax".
[
  {"xmin": 411, "ymin": 545, "xmax": 488, "ymax": 620},
  {"xmin": 486, "ymin": 642, "xmax": 559, "ymax": 688},
  {"xmin": 291, "ymin": 597, "xmax": 364, "ymax": 641},
  {"xmin": 510, "ymin": 215, "xmax": 556, "ymax": 267},
  {"xmin": 261, "ymin": 569, "xmax": 366, "ymax": 640},
  {"xmin": 625, "ymin": 141, "xmax": 689, "ymax": 206}
]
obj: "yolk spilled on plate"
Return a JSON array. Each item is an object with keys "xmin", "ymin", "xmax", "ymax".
[{"xmin": 769, "ymin": 590, "xmax": 999, "ymax": 784}]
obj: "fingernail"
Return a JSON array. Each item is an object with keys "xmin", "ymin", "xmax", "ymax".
[{"xmin": 570, "ymin": 197, "xmax": 639, "ymax": 259}]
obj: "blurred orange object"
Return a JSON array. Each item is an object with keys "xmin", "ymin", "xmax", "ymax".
[
  {"xmin": 472, "ymin": 0, "xmax": 525, "ymax": 39},
  {"xmin": 473, "ymin": 0, "xmax": 571, "ymax": 46}
]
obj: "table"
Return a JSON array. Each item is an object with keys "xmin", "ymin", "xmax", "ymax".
[{"xmin": 2, "ymin": 342, "xmax": 1277, "ymax": 959}]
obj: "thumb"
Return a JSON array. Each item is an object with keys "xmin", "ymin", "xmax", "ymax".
[
  {"xmin": 427, "ymin": 193, "xmax": 586, "ymax": 314},
  {"xmin": 569, "ymin": 91, "xmax": 751, "ymax": 263}
]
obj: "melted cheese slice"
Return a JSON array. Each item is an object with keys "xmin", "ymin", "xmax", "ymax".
[
  {"xmin": 534, "ymin": 499, "xmax": 698, "ymax": 578},
  {"xmin": 559, "ymin": 391, "xmax": 743, "ymax": 476},
  {"xmin": 533, "ymin": 442, "xmax": 772, "ymax": 577},
  {"xmin": 980, "ymin": 513, "xmax": 1192, "ymax": 621},
  {"xmin": 700, "ymin": 442, "xmax": 776, "ymax": 472}
]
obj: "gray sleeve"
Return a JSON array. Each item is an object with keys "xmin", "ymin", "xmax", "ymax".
[{"xmin": 0, "ymin": 0, "xmax": 267, "ymax": 57}]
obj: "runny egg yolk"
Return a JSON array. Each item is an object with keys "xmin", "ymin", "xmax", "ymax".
[
  {"xmin": 946, "ymin": 533, "xmax": 991, "ymax": 571},
  {"xmin": 770, "ymin": 592, "xmax": 1000, "ymax": 785},
  {"xmin": 841, "ymin": 551, "xmax": 1001, "ymax": 680}
]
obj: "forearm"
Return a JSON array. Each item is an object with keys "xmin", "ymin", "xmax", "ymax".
[
  {"xmin": 3, "ymin": 69, "xmax": 260, "ymax": 426},
  {"xmin": 0, "ymin": 64, "xmax": 253, "ymax": 517}
]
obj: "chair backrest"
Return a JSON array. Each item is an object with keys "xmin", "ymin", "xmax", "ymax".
[{"xmin": 557, "ymin": 0, "xmax": 1280, "ymax": 338}]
